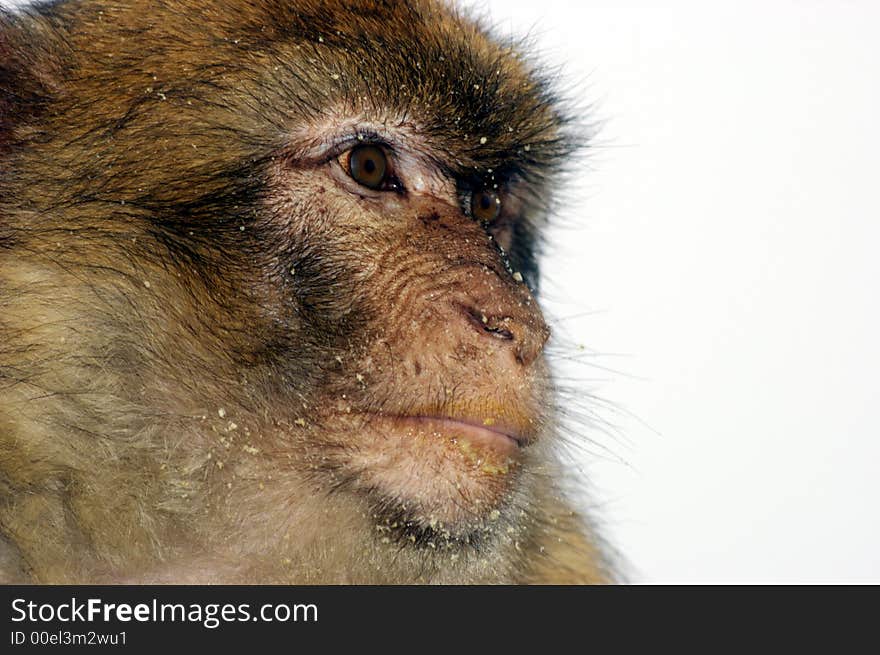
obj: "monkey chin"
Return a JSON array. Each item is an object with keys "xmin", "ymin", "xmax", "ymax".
[{"xmin": 333, "ymin": 410, "xmax": 538, "ymax": 542}]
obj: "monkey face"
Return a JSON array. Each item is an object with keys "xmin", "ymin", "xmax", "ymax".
[{"xmin": 262, "ymin": 117, "xmax": 554, "ymax": 539}]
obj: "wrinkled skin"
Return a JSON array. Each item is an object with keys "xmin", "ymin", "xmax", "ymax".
[{"xmin": 0, "ymin": 0, "xmax": 611, "ymax": 583}]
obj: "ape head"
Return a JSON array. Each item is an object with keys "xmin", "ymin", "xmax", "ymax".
[{"xmin": 0, "ymin": 0, "xmax": 609, "ymax": 583}]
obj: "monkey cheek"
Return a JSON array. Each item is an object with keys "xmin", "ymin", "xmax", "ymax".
[{"xmin": 345, "ymin": 423, "xmax": 524, "ymax": 530}]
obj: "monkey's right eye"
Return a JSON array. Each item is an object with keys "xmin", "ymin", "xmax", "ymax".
[{"xmin": 344, "ymin": 144, "xmax": 390, "ymax": 190}]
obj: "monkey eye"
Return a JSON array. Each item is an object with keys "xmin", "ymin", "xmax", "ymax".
[
  {"xmin": 343, "ymin": 144, "xmax": 391, "ymax": 190},
  {"xmin": 471, "ymin": 189, "xmax": 501, "ymax": 222}
]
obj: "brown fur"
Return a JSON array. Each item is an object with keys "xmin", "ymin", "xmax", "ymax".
[{"xmin": 0, "ymin": 0, "xmax": 612, "ymax": 584}]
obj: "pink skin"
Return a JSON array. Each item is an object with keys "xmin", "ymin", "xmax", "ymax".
[{"xmin": 379, "ymin": 415, "xmax": 523, "ymax": 453}]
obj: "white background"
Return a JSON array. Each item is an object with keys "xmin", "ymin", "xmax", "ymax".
[
  {"xmin": 4, "ymin": 0, "xmax": 879, "ymax": 582},
  {"xmin": 467, "ymin": 0, "xmax": 880, "ymax": 583}
]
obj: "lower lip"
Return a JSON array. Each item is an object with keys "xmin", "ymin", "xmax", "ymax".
[{"xmin": 374, "ymin": 415, "xmax": 521, "ymax": 455}]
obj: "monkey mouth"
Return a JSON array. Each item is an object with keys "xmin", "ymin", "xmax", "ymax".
[
  {"xmin": 377, "ymin": 414, "xmax": 525, "ymax": 454},
  {"xmin": 331, "ymin": 406, "xmax": 540, "ymax": 530}
]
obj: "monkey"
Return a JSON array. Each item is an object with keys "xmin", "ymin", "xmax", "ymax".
[{"xmin": 0, "ymin": 0, "xmax": 613, "ymax": 584}]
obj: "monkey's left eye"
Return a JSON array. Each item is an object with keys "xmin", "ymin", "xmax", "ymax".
[
  {"xmin": 471, "ymin": 189, "xmax": 501, "ymax": 222},
  {"xmin": 344, "ymin": 144, "xmax": 390, "ymax": 190}
]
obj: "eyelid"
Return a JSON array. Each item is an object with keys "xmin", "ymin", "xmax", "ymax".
[
  {"xmin": 293, "ymin": 125, "xmax": 464, "ymax": 201},
  {"xmin": 324, "ymin": 131, "xmax": 394, "ymax": 164}
]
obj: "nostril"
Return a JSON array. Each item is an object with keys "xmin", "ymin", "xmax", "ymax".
[
  {"xmin": 452, "ymin": 301, "xmax": 547, "ymax": 367},
  {"xmin": 482, "ymin": 321, "xmax": 514, "ymax": 340},
  {"xmin": 459, "ymin": 304, "xmax": 514, "ymax": 341},
  {"xmin": 485, "ymin": 324, "xmax": 514, "ymax": 340}
]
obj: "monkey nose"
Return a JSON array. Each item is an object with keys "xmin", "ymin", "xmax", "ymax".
[{"xmin": 457, "ymin": 302, "xmax": 551, "ymax": 367}]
